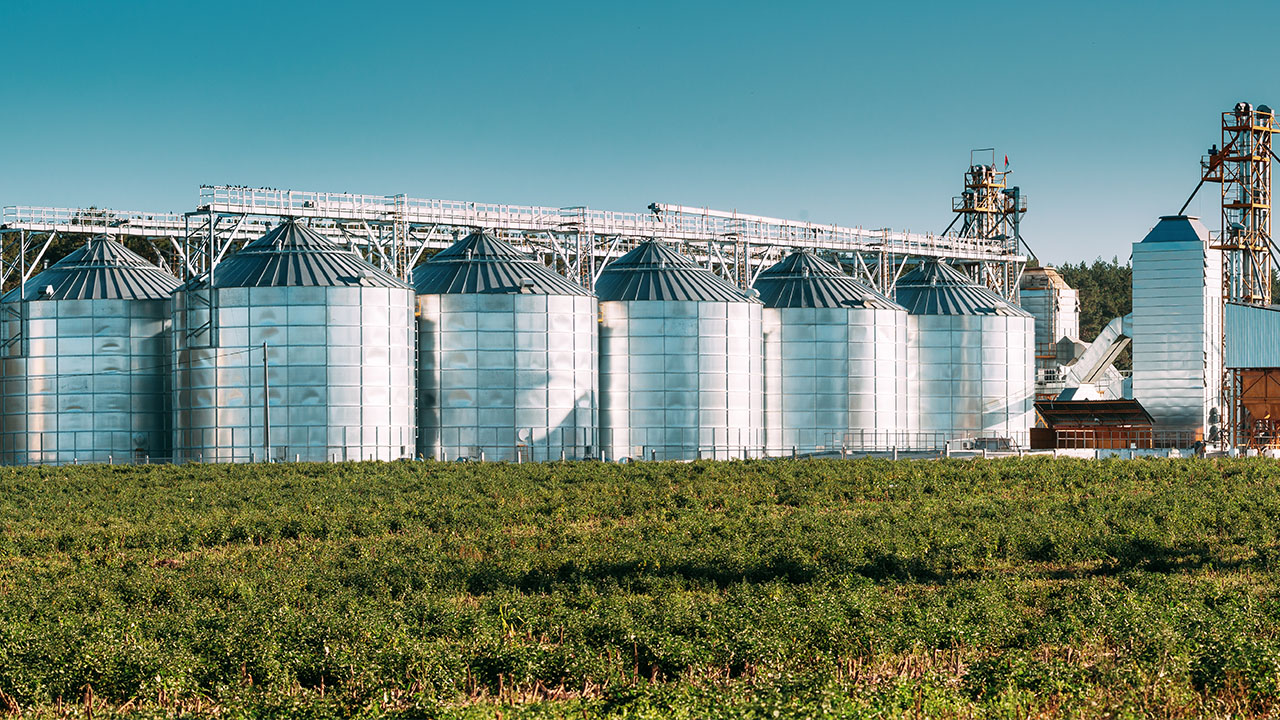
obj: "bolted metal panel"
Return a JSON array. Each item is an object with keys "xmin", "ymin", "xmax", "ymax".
[
  {"xmin": 762, "ymin": 306, "xmax": 908, "ymax": 453},
  {"xmin": 599, "ymin": 299, "xmax": 764, "ymax": 460},
  {"xmin": 1018, "ymin": 266, "xmax": 1080, "ymax": 377},
  {"xmin": 0, "ymin": 236, "xmax": 180, "ymax": 465},
  {"xmin": 172, "ymin": 285, "xmax": 416, "ymax": 462},
  {"xmin": 905, "ymin": 314, "xmax": 1035, "ymax": 443},
  {"xmin": 755, "ymin": 251, "xmax": 908, "ymax": 452},
  {"xmin": 417, "ymin": 292, "xmax": 598, "ymax": 461},
  {"xmin": 172, "ymin": 220, "xmax": 416, "ymax": 463},
  {"xmin": 1130, "ymin": 216, "xmax": 1222, "ymax": 432},
  {"xmin": 0, "ymin": 297, "xmax": 173, "ymax": 465},
  {"xmin": 897, "ymin": 261, "xmax": 1035, "ymax": 446},
  {"xmin": 414, "ymin": 231, "xmax": 598, "ymax": 461}
]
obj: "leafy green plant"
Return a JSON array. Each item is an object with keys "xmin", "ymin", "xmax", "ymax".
[{"xmin": 1, "ymin": 457, "xmax": 1280, "ymax": 717}]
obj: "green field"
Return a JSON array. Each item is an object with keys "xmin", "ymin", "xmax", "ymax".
[{"xmin": 3, "ymin": 458, "xmax": 1280, "ymax": 718}]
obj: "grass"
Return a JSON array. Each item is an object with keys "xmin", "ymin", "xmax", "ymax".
[{"xmin": 2, "ymin": 457, "xmax": 1280, "ymax": 717}]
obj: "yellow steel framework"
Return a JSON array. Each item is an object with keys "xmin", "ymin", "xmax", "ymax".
[
  {"xmin": 1202, "ymin": 102, "xmax": 1276, "ymax": 448},
  {"xmin": 950, "ymin": 148, "xmax": 1026, "ymax": 295}
]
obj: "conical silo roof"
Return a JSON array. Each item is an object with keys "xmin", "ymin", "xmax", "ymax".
[
  {"xmin": 1139, "ymin": 215, "xmax": 1210, "ymax": 244},
  {"xmin": 208, "ymin": 219, "xmax": 408, "ymax": 289},
  {"xmin": 412, "ymin": 230, "xmax": 591, "ymax": 296},
  {"xmin": 753, "ymin": 250, "xmax": 903, "ymax": 310},
  {"xmin": 3, "ymin": 236, "xmax": 181, "ymax": 301},
  {"xmin": 893, "ymin": 260, "xmax": 1031, "ymax": 317},
  {"xmin": 595, "ymin": 240, "xmax": 755, "ymax": 303}
]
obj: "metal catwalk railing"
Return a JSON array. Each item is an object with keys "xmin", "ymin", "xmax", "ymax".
[
  {"xmin": 3, "ymin": 187, "xmax": 1024, "ymax": 263},
  {"xmin": 195, "ymin": 187, "xmax": 1019, "ymax": 261},
  {"xmin": 1051, "ymin": 429, "xmax": 1202, "ymax": 451},
  {"xmin": 3, "ymin": 185, "xmax": 1027, "ymax": 300},
  {"xmin": 1, "ymin": 206, "xmax": 187, "ymax": 233}
]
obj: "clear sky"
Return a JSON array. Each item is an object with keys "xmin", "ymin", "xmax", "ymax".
[{"xmin": 2, "ymin": 0, "xmax": 1276, "ymax": 264}]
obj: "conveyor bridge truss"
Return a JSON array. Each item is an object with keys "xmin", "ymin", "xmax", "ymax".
[{"xmin": 2, "ymin": 185, "xmax": 1026, "ymax": 300}]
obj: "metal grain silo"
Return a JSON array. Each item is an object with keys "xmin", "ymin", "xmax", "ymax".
[
  {"xmin": 894, "ymin": 260, "xmax": 1034, "ymax": 448},
  {"xmin": 1018, "ymin": 265, "xmax": 1080, "ymax": 398},
  {"xmin": 0, "ymin": 236, "xmax": 179, "ymax": 465},
  {"xmin": 753, "ymin": 250, "xmax": 908, "ymax": 454},
  {"xmin": 172, "ymin": 219, "xmax": 415, "ymax": 462},
  {"xmin": 596, "ymin": 240, "xmax": 763, "ymax": 460},
  {"xmin": 413, "ymin": 231, "xmax": 597, "ymax": 461},
  {"xmin": 1130, "ymin": 215, "xmax": 1222, "ymax": 435}
]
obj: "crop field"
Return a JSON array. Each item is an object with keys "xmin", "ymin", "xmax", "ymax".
[{"xmin": 3, "ymin": 458, "xmax": 1280, "ymax": 718}]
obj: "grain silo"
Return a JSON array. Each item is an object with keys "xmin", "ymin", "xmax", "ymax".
[
  {"xmin": 894, "ymin": 260, "xmax": 1034, "ymax": 447},
  {"xmin": 171, "ymin": 219, "xmax": 415, "ymax": 462},
  {"xmin": 413, "ymin": 230, "xmax": 597, "ymax": 461},
  {"xmin": 0, "ymin": 236, "xmax": 180, "ymax": 464},
  {"xmin": 596, "ymin": 240, "xmax": 763, "ymax": 460},
  {"xmin": 753, "ymin": 250, "xmax": 908, "ymax": 454},
  {"xmin": 1130, "ymin": 215, "xmax": 1222, "ymax": 436},
  {"xmin": 1018, "ymin": 265, "xmax": 1080, "ymax": 397}
]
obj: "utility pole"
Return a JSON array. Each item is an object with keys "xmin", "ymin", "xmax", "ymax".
[{"xmin": 263, "ymin": 341, "xmax": 271, "ymax": 462}]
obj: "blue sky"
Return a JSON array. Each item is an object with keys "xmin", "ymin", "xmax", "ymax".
[{"xmin": 1, "ymin": 0, "xmax": 1275, "ymax": 263}]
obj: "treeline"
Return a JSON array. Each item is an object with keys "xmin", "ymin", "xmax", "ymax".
[
  {"xmin": 1054, "ymin": 257, "xmax": 1132, "ymax": 343},
  {"xmin": 1054, "ymin": 257, "xmax": 1132, "ymax": 370}
]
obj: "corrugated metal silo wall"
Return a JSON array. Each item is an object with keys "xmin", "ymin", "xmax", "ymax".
[
  {"xmin": 416, "ymin": 293, "xmax": 597, "ymax": 461},
  {"xmin": 907, "ymin": 313, "xmax": 1034, "ymax": 447},
  {"xmin": 0, "ymin": 298, "xmax": 171, "ymax": 464},
  {"xmin": 1225, "ymin": 303, "xmax": 1280, "ymax": 368},
  {"xmin": 172, "ymin": 285, "xmax": 416, "ymax": 462},
  {"xmin": 763, "ymin": 306, "xmax": 908, "ymax": 453},
  {"xmin": 1019, "ymin": 286, "xmax": 1080, "ymax": 373},
  {"xmin": 599, "ymin": 299, "xmax": 763, "ymax": 460},
  {"xmin": 1130, "ymin": 240, "xmax": 1222, "ymax": 431}
]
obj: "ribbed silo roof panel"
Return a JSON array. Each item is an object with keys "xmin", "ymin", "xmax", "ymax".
[
  {"xmin": 4, "ymin": 236, "xmax": 181, "ymax": 302},
  {"xmin": 208, "ymin": 220, "xmax": 408, "ymax": 289},
  {"xmin": 893, "ymin": 260, "xmax": 1032, "ymax": 317},
  {"xmin": 412, "ymin": 231, "xmax": 591, "ymax": 296},
  {"xmin": 1140, "ymin": 215, "xmax": 1210, "ymax": 244},
  {"xmin": 752, "ymin": 250, "xmax": 903, "ymax": 309},
  {"xmin": 594, "ymin": 240, "xmax": 756, "ymax": 303}
]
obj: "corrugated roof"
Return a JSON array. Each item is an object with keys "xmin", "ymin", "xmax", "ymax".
[
  {"xmin": 3, "ymin": 236, "xmax": 180, "ymax": 302},
  {"xmin": 893, "ymin": 260, "xmax": 1032, "ymax": 317},
  {"xmin": 207, "ymin": 219, "xmax": 407, "ymax": 289},
  {"xmin": 752, "ymin": 250, "xmax": 902, "ymax": 310},
  {"xmin": 412, "ymin": 230, "xmax": 591, "ymax": 296},
  {"xmin": 595, "ymin": 241, "xmax": 756, "ymax": 303},
  {"xmin": 1035, "ymin": 399, "xmax": 1155, "ymax": 428},
  {"xmin": 1140, "ymin": 215, "xmax": 1210, "ymax": 244},
  {"xmin": 1225, "ymin": 302, "xmax": 1280, "ymax": 368}
]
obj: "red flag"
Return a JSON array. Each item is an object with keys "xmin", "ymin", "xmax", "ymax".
[{"xmin": 1004, "ymin": 154, "xmax": 1009, "ymax": 169}]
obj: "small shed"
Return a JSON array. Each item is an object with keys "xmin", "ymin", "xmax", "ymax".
[{"xmin": 1033, "ymin": 399, "xmax": 1155, "ymax": 449}]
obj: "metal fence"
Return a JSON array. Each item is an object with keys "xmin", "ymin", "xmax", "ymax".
[
  {"xmin": 1050, "ymin": 428, "xmax": 1201, "ymax": 451},
  {"xmin": 3, "ymin": 428, "xmax": 1218, "ymax": 466}
]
